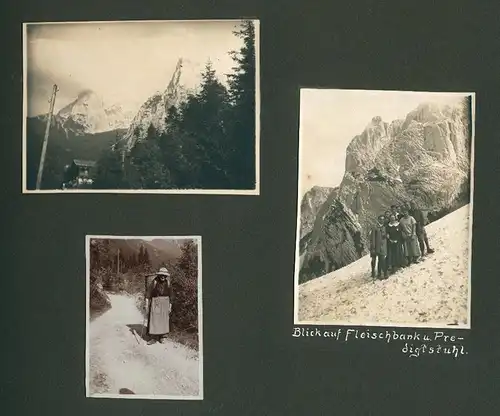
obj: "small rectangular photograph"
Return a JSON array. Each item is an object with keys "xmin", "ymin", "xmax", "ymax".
[
  {"xmin": 85, "ymin": 235, "xmax": 203, "ymax": 399},
  {"xmin": 294, "ymin": 89, "xmax": 475, "ymax": 329},
  {"xmin": 23, "ymin": 19, "xmax": 260, "ymax": 194}
]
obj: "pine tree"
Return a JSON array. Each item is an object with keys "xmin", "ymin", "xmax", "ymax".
[
  {"xmin": 226, "ymin": 20, "xmax": 256, "ymax": 189},
  {"xmin": 90, "ymin": 238, "xmax": 114, "ymax": 271},
  {"xmin": 128, "ymin": 125, "xmax": 172, "ymax": 189},
  {"xmin": 89, "ymin": 238, "xmax": 113, "ymax": 315},
  {"xmin": 94, "ymin": 146, "xmax": 127, "ymax": 189},
  {"xmin": 119, "ymin": 251, "xmax": 126, "ymax": 271},
  {"xmin": 159, "ymin": 105, "xmax": 198, "ymax": 188},
  {"xmin": 195, "ymin": 61, "xmax": 232, "ymax": 188},
  {"xmin": 143, "ymin": 247, "xmax": 151, "ymax": 266},
  {"xmin": 174, "ymin": 61, "xmax": 232, "ymax": 189},
  {"xmin": 170, "ymin": 240, "xmax": 198, "ymax": 332},
  {"xmin": 178, "ymin": 240, "xmax": 198, "ymax": 280},
  {"xmin": 138, "ymin": 246, "xmax": 144, "ymax": 264}
]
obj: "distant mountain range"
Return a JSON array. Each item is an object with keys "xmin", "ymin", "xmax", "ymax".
[
  {"xmin": 55, "ymin": 89, "xmax": 135, "ymax": 135},
  {"xmin": 104, "ymin": 238, "xmax": 195, "ymax": 269},
  {"xmin": 26, "ymin": 58, "xmax": 202, "ymax": 189},
  {"xmin": 32, "ymin": 58, "xmax": 199, "ymax": 141}
]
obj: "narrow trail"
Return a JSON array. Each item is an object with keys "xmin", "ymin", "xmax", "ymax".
[
  {"xmin": 298, "ymin": 205, "xmax": 470, "ymax": 327},
  {"xmin": 88, "ymin": 293, "xmax": 199, "ymax": 397}
]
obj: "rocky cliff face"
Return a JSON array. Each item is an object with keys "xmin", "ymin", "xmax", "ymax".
[
  {"xmin": 300, "ymin": 186, "xmax": 337, "ymax": 239},
  {"xmin": 299, "ymin": 97, "xmax": 472, "ymax": 284},
  {"xmin": 56, "ymin": 90, "xmax": 134, "ymax": 135},
  {"xmin": 121, "ymin": 58, "xmax": 197, "ymax": 151}
]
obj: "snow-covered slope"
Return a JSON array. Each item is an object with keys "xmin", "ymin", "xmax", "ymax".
[{"xmin": 297, "ymin": 204, "xmax": 471, "ymax": 328}]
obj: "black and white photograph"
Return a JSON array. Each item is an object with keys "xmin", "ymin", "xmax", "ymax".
[
  {"xmin": 23, "ymin": 20, "xmax": 259, "ymax": 194},
  {"xmin": 86, "ymin": 235, "xmax": 203, "ymax": 399},
  {"xmin": 294, "ymin": 89, "xmax": 475, "ymax": 329}
]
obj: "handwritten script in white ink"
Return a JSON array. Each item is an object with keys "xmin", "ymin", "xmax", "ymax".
[{"xmin": 292, "ymin": 327, "xmax": 468, "ymax": 359}]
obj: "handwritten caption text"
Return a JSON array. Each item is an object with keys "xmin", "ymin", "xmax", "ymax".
[{"xmin": 292, "ymin": 327, "xmax": 468, "ymax": 358}]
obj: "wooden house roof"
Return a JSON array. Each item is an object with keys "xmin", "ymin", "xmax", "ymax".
[{"xmin": 73, "ymin": 159, "xmax": 97, "ymax": 167}]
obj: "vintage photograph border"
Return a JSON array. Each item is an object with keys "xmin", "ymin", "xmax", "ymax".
[
  {"xmin": 292, "ymin": 88, "xmax": 476, "ymax": 330},
  {"xmin": 22, "ymin": 19, "xmax": 261, "ymax": 195},
  {"xmin": 84, "ymin": 234, "xmax": 204, "ymax": 400}
]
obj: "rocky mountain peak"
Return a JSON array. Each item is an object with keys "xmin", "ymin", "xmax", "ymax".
[
  {"xmin": 403, "ymin": 102, "xmax": 451, "ymax": 127},
  {"xmin": 121, "ymin": 58, "xmax": 195, "ymax": 151},
  {"xmin": 300, "ymin": 186, "xmax": 337, "ymax": 239},
  {"xmin": 55, "ymin": 89, "xmax": 132, "ymax": 135},
  {"xmin": 345, "ymin": 116, "xmax": 391, "ymax": 174}
]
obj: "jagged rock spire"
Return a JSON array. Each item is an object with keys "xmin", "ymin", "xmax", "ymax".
[{"xmin": 122, "ymin": 57, "xmax": 188, "ymax": 152}]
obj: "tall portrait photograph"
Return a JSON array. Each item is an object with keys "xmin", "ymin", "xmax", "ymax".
[
  {"xmin": 294, "ymin": 89, "xmax": 475, "ymax": 329},
  {"xmin": 85, "ymin": 235, "xmax": 203, "ymax": 399},
  {"xmin": 23, "ymin": 19, "xmax": 260, "ymax": 194}
]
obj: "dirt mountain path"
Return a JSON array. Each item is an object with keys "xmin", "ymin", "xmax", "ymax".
[
  {"xmin": 298, "ymin": 205, "xmax": 471, "ymax": 327},
  {"xmin": 88, "ymin": 293, "xmax": 199, "ymax": 397}
]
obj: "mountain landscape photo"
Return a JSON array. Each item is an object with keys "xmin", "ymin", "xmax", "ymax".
[
  {"xmin": 24, "ymin": 20, "xmax": 258, "ymax": 192},
  {"xmin": 295, "ymin": 90, "xmax": 474, "ymax": 327}
]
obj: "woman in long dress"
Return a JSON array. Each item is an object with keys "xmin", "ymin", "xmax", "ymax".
[
  {"xmin": 145, "ymin": 267, "xmax": 173, "ymax": 345},
  {"xmin": 399, "ymin": 209, "xmax": 421, "ymax": 265},
  {"xmin": 386, "ymin": 213, "xmax": 403, "ymax": 272}
]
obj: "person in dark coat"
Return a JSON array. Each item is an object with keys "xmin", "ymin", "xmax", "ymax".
[
  {"xmin": 369, "ymin": 214, "xmax": 388, "ymax": 279},
  {"xmin": 386, "ymin": 213, "xmax": 403, "ymax": 272},
  {"xmin": 145, "ymin": 267, "xmax": 174, "ymax": 345},
  {"xmin": 354, "ymin": 230, "xmax": 364, "ymax": 257},
  {"xmin": 410, "ymin": 201, "xmax": 434, "ymax": 256}
]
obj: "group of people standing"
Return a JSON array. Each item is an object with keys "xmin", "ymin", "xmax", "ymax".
[{"xmin": 369, "ymin": 201, "xmax": 434, "ymax": 280}]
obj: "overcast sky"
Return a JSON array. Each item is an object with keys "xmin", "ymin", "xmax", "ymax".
[
  {"xmin": 299, "ymin": 89, "xmax": 472, "ymax": 197},
  {"xmin": 25, "ymin": 20, "xmax": 246, "ymax": 116}
]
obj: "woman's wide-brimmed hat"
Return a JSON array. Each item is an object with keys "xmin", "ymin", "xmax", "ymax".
[{"xmin": 157, "ymin": 267, "xmax": 170, "ymax": 276}]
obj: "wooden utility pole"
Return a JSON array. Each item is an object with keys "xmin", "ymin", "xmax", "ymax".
[
  {"xmin": 117, "ymin": 248, "xmax": 121, "ymax": 274},
  {"xmin": 36, "ymin": 84, "xmax": 59, "ymax": 190},
  {"xmin": 121, "ymin": 148, "xmax": 126, "ymax": 180}
]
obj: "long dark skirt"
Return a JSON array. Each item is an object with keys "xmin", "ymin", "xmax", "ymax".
[{"xmin": 387, "ymin": 241, "xmax": 403, "ymax": 269}]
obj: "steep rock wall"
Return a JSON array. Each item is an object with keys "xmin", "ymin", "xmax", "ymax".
[
  {"xmin": 299, "ymin": 98, "xmax": 472, "ymax": 283},
  {"xmin": 299, "ymin": 186, "xmax": 337, "ymax": 238}
]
